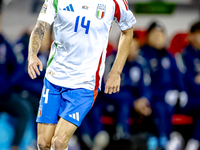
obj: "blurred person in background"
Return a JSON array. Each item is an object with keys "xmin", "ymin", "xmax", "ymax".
[
  {"xmin": 105, "ymin": 32, "xmax": 152, "ymax": 140},
  {"xmin": 131, "ymin": 33, "xmax": 152, "ymax": 118},
  {"xmin": 32, "ymin": 0, "xmax": 44, "ymax": 13},
  {"xmin": 139, "ymin": 22, "xmax": 187, "ymax": 150},
  {"xmin": 78, "ymin": 32, "xmax": 152, "ymax": 150},
  {"xmin": 0, "ymin": 0, "xmax": 31, "ymax": 149},
  {"xmin": 12, "ymin": 27, "xmax": 50, "ymax": 147},
  {"xmin": 179, "ymin": 21, "xmax": 200, "ymax": 150}
]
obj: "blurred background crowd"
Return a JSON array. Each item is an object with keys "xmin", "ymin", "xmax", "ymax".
[{"xmin": 0, "ymin": 0, "xmax": 200, "ymax": 150}]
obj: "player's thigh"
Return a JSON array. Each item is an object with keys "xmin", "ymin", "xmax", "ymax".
[
  {"xmin": 37, "ymin": 78, "xmax": 62, "ymax": 147},
  {"xmin": 52, "ymin": 118, "xmax": 77, "ymax": 147},
  {"xmin": 37, "ymin": 123, "xmax": 56, "ymax": 147}
]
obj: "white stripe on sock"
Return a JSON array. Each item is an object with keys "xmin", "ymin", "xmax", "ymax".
[{"xmin": 37, "ymin": 144, "xmax": 41, "ymax": 150}]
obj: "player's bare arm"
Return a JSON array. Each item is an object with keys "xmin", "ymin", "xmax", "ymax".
[
  {"xmin": 105, "ymin": 26, "xmax": 133, "ymax": 94},
  {"xmin": 28, "ymin": 21, "xmax": 50, "ymax": 79}
]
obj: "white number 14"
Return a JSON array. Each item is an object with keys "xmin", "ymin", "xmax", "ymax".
[{"xmin": 42, "ymin": 86, "xmax": 49, "ymax": 104}]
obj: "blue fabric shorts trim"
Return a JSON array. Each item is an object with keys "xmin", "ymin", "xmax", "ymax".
[{"xmin": 36, "ymin": 78, "xmax": 98, "ymax": 127}]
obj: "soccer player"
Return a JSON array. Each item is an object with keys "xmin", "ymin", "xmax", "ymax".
[{"xmin": 28, "ymin": 0, "xmax": 136, "ymax": 150}]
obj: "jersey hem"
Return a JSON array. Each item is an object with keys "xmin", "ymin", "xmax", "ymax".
[{"xmin": 45, "ymin": 75, "xmax": 95, "ymax": 91}]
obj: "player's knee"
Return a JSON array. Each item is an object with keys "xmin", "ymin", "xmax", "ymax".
[
  {"xmin": 52, "ymin": 135, "xmax": 69, "ymax": 149},
  {"xmin": 37, "ymin": 136, "xmax": 51, "ymax": 150}
]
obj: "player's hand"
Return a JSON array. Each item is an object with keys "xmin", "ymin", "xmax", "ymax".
[
  {"xmin": 134, "ymin": 97, "xmax": 151, "ymax": 116},
  {"xmin": 104, "ymin": 71, "xmax": 121, "ymax": 94},
  {"xmin": 28, "ymin": 55, "xmax": 43, "ymax": 79}
]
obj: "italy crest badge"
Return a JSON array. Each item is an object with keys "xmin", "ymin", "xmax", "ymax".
[
  {"xmin": 96, "ymin": 4, "xmax": 106, "ymax": 19},
  {"xmin": 38, "ymin": 106, "xmax": 42, "ymax": 117}
]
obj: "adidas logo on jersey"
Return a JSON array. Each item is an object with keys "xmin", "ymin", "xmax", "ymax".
[
  {"xmin": 69, "ymin": 112, "xmax": 79, "ymax": 121},
  {"xmin": 63, "ymin": 4, "xmax": 74, "ymax": 12}
]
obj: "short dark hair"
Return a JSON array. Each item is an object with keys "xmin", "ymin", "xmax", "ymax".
[
  {"xmin": 190, "ymin": 21, "xmax": 200, "ymax": 33},
  {"xmin": 146, "ymin": 21, "xmax": 165, "ymax": 35}
]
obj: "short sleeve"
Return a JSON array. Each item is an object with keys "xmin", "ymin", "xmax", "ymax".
[
  {"xmin": 37, "ymin": 0, "xmax": 56, "ymax": 25},
  {"xmin": 113, "ymin": 0, "xmax": 136, "ymax": 31}
]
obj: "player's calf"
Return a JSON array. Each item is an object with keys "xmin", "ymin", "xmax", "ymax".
[
  {"xmin": 51, "ymin": 135, "xmax": 70, "ymax": 150},
  {"xmin": 37, "ymin": 123, "xmax": 56, "ymax": 150},
  {"xmin": 51, "ymin": 118, "xmax": 77, "ymax": 150},
  {"xmin": 37, "ymin": 135, "xmax": 51, "ymax": 150}
]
